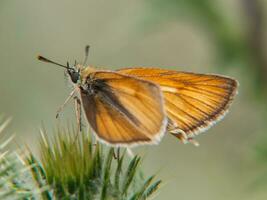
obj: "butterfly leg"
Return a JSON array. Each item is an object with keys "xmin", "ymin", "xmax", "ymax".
[
  {"xmin": 113, "ymin": 149, "xmax": 118, "ymax": 159},
  {"xmin": 56, "ymin": 88, "xmax": 77, "ymax": 118},
  {"xmin": 187, "ymin": 138, "xmax": 199, "ymax": 146},
  {"xmin": 170, "ymin": 128, "xmax": 199, "ymax": 146},
  {"xmin": 112, "ymin": 148, "xmax": 122, "ymax": 160},
  {"xmin": 169, "ymin": 128, "xmax": 188, "ymax": 144},
  {"xmin": 74, "ymin": 96, "xmax": 82, "ymax": 132},
  {"xmin": 167, "ymin": 120, "xmax": 188, "ymax": 142},
  {"xmin": 126, "ymin": 148, "xmax": 134, "ymax": 158},
  {"xmin": 167, "ymin": 120, "xmax": 199, "ymax": 146}
]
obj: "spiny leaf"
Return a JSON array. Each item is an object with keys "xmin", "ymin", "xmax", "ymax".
[
  {"xmin": 115, "ymin": 149, "xmax": 126, "ymax": 192},
  {"xmin": 122, "ymin": 156, "xmax": 141, "ymax": 196},
  {"xmin": 100, "ymin": 148, "xmax": 114, "ymax": 200},
  {"xmin": 129, "ymin": 175, "xmax": 156, "ymax": 200},
  {"xmin": 142, "ymin": 180, "xmax": 162, "ymax": 199}
]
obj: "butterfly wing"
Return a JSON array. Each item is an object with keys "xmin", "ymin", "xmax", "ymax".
[
  {"xmin": 118, "ymin": 68, "xmax": 238, "ymax": 144},
  {"xmin": 80, "ymin": 71, "xmax": 167, "ymax": 146}
]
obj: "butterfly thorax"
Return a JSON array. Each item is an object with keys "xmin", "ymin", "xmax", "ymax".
[
  {"xmin": 78, "ymin": 65, "xmax": 96, "ymax": 81},
  {"xmin": 77, "ymin": 65, "xmax": 102, "ymax": 95}
]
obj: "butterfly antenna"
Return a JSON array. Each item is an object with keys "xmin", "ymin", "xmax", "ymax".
[
  {"xmin": 37, "ymin": 55, "xmax": 72, "ymax": 70},
  {"xmin": 83, "ymin": 45, "xmax": 90, "ymax": 65}
]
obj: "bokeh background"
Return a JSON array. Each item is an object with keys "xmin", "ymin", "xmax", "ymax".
[{"xmin": 0, "ymin": 0, "xmax": 267, "ymax": 199}]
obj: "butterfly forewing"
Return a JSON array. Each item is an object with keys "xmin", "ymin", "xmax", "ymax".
[
  {"xmin": 118, "ymin": 68, "xmax": 238, "ymax": 142},
  {"xmin": 80, "ymin": 71, "xmax": 167, "ymax": 146}
]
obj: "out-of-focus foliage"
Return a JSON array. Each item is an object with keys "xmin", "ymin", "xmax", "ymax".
[
  {"xmin": 147, "ymin": 0, "xmax": 267, "ymax": 96},
  {"xmin": 253, "ymin": 138, "xmax": 267, "ymax": 190},
  {"xmin": 0, "ymin": 118, "xmax": 45, "ymax": 199}
]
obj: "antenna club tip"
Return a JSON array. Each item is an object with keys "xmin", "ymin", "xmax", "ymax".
[
  {"xmin": 37, "ymin": 55, "xmax": 50, "ymax": 63},
  {"xmin": 37, "ymin": 55, "xmax": 44, "ymax": 61}
]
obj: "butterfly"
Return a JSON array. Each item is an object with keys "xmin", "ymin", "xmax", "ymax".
[{"xmin": 38, "ymin": 46, "xmax": 238, "ymax": 147}]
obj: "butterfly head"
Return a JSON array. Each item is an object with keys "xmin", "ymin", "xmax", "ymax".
[{"xmin": 66, "ymin": 64, "xmax": 80, "ymax": 84}]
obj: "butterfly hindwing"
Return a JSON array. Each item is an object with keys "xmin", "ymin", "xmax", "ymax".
[{"xmin": 118, "ymin": 68, "xmax": 238, "ymax": 142}]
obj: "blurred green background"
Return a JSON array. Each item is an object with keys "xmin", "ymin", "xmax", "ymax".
[{"xmin": 0, "ymin": 0, "xmax": 267, "ymax": 199}]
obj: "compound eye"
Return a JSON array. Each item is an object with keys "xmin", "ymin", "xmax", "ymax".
[{"xmin": 68, "ymin": 70, "xmax": 79, "ymax": 83}]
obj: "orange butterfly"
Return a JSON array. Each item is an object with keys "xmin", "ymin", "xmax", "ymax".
[{"xmin": 38, "ymin": 46, "xmax": 238, "ymax": 147}]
